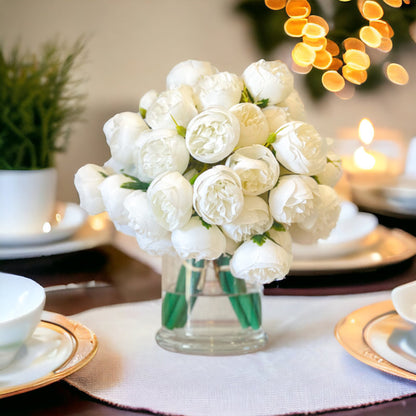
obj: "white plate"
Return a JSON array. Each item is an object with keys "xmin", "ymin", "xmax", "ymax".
[
  {"xmin": 364, "ymin": 312, "xmax": 416, "ymax": 375},
  {"xmin": 0, "ymin": 203, "xmax": 87, "ymax": 246},
  {"xmin": 292, "ymin": 212, "xmax": 379, "ymax": 259},
  {"xmin": 291, "ymin": 226, "xmax": 416, "ymax": 275},
  {"xmin": 335, "ymin": 300, "xmax": 416, "ymax": 382},
  {"xmin": 382, "ymin": 176, "xmax": 416, "ymax": 210},
  {"xmin": 0, "ymin": 212, "xmax": 114, "ymax": 259},
  {"xmin": 0, "ymin": 311, "xmax": 97, "ymax": 398},
  {"xmin": 351, "ymin": 176, "xmax": 416, "ymax": 218}
]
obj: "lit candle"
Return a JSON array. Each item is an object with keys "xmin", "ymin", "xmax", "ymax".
[{"xmin": 352, "ymin": 118, "xmax": 388, "ymax": 173}]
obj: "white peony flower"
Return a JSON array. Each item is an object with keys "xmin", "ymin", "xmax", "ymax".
[
  {"xmin": 147, "ymin": 171, "xmax": 193, "ymax": 231},
  {"xmin": 229, "ymin": 103, "xmax": 269, "ymax": 147},
  {"xmin": 74, "ymin": 164, "xmax": 109, "ymax": 215},
  {"xmin": 221, "ymin": 196, "xmax": 273, "ymax": 242},
  {"xmin": 99, "ymin": 174, "xmax": 133, "ymax": 225},
  {"xmin": 263, "ymin": 105, "xmax": 292, "ymax": 134},
  {"xmin": 185, "ymin": 107, "xmax": 240, "ymax": 163},
  {"xmin": 136, "ymin": 128, "xmax": 190, "ymax": 183},
  {"xmin": 290, "ymin": 185, "xmax": 341, "ymax": 244},
  {"xmin": 267, "ymin": 224, "xmax": 293, "ymax": 254},
  {"xmin": 171, "ymin": 216, "xmax": 226, "ymax": 260},
  {"xmin": 242, "ymin": 59, "xmax": 294, "ymax": 105},
  {"xmin": 136, "ymin": 232, "xmax": 176, "ymax": 257},
  {"xmin": 269, "ymin": 175, "xmax": 319, "ymax": 224},
  {"xmin": 166, "ymin": 59, "xmax": 218, "ymax": 90},
  {"xmin": 278, "ymin": 89, "xmax": 306, "ymax": 121},
  {"xmin": 230, "ymin": 237, "xmax": 292, "ymax": 284},
  {"xmin": 193, "ymin": 166, "xmax": 244, "ymax": 225},
  {"xmin": 124, "ymin": 190, "xmax": 170, "ymax": 240},
  {"xmin": 139, "ymin": 89, "xmax": 158, "ymax": 117},
  {"xmin": 103, "ymin": 112, "xmax": 148, "ymax": 166},
  {"xmin": 145, "ymin": 87, "xmax": 197, "ymax": 130},
  {"xmin": 194, "ymin": 71, "xmax": 243, "ymax": 111},
  {"xmin": 226, "ymin": 144, "xmax": 279, "ymax": 195},
  {"xmin": 272, "ymin": 121, "xmax": 327, "ymax": 175},
  {"xmin": 315, "ymin": 151, "xmax": 343, "ymax": 187}
]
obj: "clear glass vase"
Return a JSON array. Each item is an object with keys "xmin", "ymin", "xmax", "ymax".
[{"xmin": 155, "ymin": 254, "xmax": 268, "ymax": 356}]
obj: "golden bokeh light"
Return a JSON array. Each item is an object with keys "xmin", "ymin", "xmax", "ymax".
[
  {"xmin": 322, "ymin": 70, "xmax": 345, "ymax": 92},
  {"xmin": 378, "ymin": 37, "xmax": 393, "ymax": 52},
  {"xmin": 302, "ymin": 22, "xmax": 327, "ymax": 39},
  {"xmin": 343, "ymin": 49, "xmax": 371, "ymax": 70},
  {"xmin": 361, "ymin": 1, "xmax": 384, "ymax": 20},
  {"xmin": 342, "ymin": 65, "xmax": 368, "ymax": 85},
  {"xmin": 370, "ymin": 20, "xmax": 394, "ymax": 38},
  {"xmin": 292, "ymin": 42, "xmax": 316, "ymax": 66},
  {"xmin": 265, "ymin": 0, "xmax": 287, "ymax": 10},
  {"xmin": 343, "ymin": 37, "xmax": 366, "ymax": 52},
  {"xmin": 327, "ymin": 57, "xmax": 343, "ymax": 71},
  {"xmin": 264, "ymin": 0, "xmax": 411, "ymax": 96},
  {"xmin": 326, "ymin": 39, "xmax": 340, "ymax": 56},
  {"xmin": 303, "ymin": 35, "xmax": 327, "ymax": 50},
  {"xmin": 313, "ymin": 50, "xmax": 333, "ymax": 69},
  {"xmin": 386, "ymin": 63, "xmax": 409, "ymax": 85},
  {"xmin": 360, "ymin": 26, "xmax": 382, "ymax": 47},
  {"xmin": 284, "ymin": 17, "xmax": 308, "ymax": 37},
  {"xmin": 382, "ymin": 0, "xmax": 402, "ymax": 7},
  {"xmin": 285, "ymin": 0, "xmax": 311, "ymax": 18}
]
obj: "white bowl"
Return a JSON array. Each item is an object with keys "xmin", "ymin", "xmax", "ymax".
[{"xmin": 0, "ymin": 273, "xmax": 45, "ymax": 369}]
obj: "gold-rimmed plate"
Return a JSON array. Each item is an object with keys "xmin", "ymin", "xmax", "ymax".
[
  {"xmin": 335, "ymin": 300, "xmax": 416, "ymax": 382},
  {"xmin": 0, "ymin": 311, "xmax": 97, "ymax": 398}
]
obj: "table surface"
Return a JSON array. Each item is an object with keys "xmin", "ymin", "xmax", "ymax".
[{"xmin": 1, "ymin": 222, "xmax": 416, "ymax": 416}]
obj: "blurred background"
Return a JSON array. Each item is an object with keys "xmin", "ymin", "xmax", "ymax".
[{"xmin": 1, "ymin": 0, "xmax": 415, "ymax": 203}]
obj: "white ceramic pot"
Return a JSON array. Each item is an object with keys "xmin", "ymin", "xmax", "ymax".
[{"xmin": 0, "ymin": 168, "xmax": 57, "ymax": 235}]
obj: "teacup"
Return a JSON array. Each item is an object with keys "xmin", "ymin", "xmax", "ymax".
[{"xmin": 0, "ymin": 272, "xmax": 46, "ymax": 370}]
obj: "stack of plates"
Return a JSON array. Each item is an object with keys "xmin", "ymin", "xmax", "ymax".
[
  {"xmin": 0, "ymin": 203, "xmax": 114, "ymax": 259},
  {"xmin": 351, "ymin": 174, "xmax": 416, "ymax": 219},
  {"xmin": 336, "ymin": 287, "xmax": 416, "ymax": 382},
  {"xmin": 291, "ymin": 200, "xmax": 416, "ymax": 275}
]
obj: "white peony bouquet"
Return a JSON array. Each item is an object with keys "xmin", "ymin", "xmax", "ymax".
[{"xmin": 75, "ymin": 58, "xmax": 342, "ymax": 290}]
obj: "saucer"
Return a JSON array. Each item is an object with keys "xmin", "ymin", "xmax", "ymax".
[
  {"xmin": 0, "ymin": 311, "xmax": 97, "ymax": 398},
  {"xmin": 335, "ymin": 300, "xmax": 416, "ymax": 382},
  {"xmin": 364, "ymin": 312, "xmax": 416, "ymax": 375},
  {"xmin": 0, "ymin": 203, "xmax": 87, "ymax": 246}
]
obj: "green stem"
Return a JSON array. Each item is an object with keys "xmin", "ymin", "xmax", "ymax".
[
  {"xmin": 161, "ymin": 259, "xmax": 204, "ymax": 330},
  {"xmin": 216, "ymin": 254, "xmax": 261, "ymax": 329}
]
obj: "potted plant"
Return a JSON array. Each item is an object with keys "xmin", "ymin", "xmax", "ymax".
[{"xmin": 0, "ymin": 39, "xmax": 85, "ymax": 235}]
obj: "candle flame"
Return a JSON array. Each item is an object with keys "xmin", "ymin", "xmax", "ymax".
[
  {"xmin": 358, "ymin": 118, "xmax": 374, "ymax": 145},
  {"xmin": 353, "ymin": 145, "xmax": 376, "ymax": 170}
]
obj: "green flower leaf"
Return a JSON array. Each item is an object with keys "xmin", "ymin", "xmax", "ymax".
[
  {"xmin": 98, "ymin": 170, "xmax": 109, "ymax": 178},
  {"xmin": 311, "ymin": 175, "xmax": 321, "ymax": 184},
  {"xmin": 139, "ymin": 107, "xmax": 146, "ymax": 118},
  {"xmin": 271, "ymin": 221, "xmax": 286, "ymax": 232},
  {"xmin": 200, "ymin": 218, "xmax": 212, "ymax": 230},
  {"xmin": 120, "ymin": 174, "xmax": 149, "ymax": 191},
  {"xmin": 255, "ymin": 98, "xmax": 269, "ymax": 108},
  {"xmin": 251, "ymin": 234, "xmax": 267, "ymax": 246}
]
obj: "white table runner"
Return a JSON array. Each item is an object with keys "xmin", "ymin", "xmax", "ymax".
[{"xmin": 66, "ymin": 291, "xmax": 416, "ymax": 416}]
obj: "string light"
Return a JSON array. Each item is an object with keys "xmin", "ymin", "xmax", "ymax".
[{"xmin": 264, "ymin": 0, "xmax": 412, "ymax": 95}]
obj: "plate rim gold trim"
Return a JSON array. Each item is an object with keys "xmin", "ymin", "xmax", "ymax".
[
  {"xmin": 0, "ymin": 311, "xmax": 98, "ymax": 398},
  {"xmin": 335, "ymin": 299, "xmax": 416, "ymax": 381}
]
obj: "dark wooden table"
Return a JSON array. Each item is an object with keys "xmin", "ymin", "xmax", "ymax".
[{"xmin": 1, "ymin": 238, "xmax": 416, "ymax": 415}]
